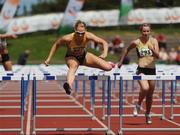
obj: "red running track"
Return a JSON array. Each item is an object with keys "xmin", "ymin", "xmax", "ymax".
[{"xmin": 0, "ymin": 80, "xmax": 180, "ymax": 135}]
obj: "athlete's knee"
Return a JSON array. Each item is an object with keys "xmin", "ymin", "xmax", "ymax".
[
  {"xmin": 142, "ymin": 86, "xmax": 150, "ymax": 92},
  {"xmin": 68, "ymin": 62, "xmax": 79, "ymax": 69}
]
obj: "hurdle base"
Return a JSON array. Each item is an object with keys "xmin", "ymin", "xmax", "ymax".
[
  {"xmin": 106, "ymin": 130, "xmax": 115, "ymax": 135},
  {"xmin": 170, "ymin": 116, "xmax": 174, "ymax": 120},
  {"xmin": 101, "ymin": 116, "xmax": 105, "ymax": 121},
  {"xmin": 20, "ymin": 131, "xmax": 24, "ymax": 135},
  {"xmin": 32, "ymin": 131, "xmax": 36, "ymax": 135},
  {"xmin": 118, "ymin": 130, "xmax": 123, "ymax": 135},
  {"xmin": 92, "ymin": 116, "xmax": 96, "ymax": 120},
  {"xmin": 160, "ymin": 116, "xmax": 166, "ymax": 120}
]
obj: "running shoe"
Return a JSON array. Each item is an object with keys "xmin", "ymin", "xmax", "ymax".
[
  {"xmin": 145, "ymin": 114, "xmax": 152, "ymax": 124},
  {"xmin": 133, "ymin": 104, "xmax": 141, "ymax": 117},
  {"xmin": 63, "ymin": 82, "xmax": 72, "ymax": 95}
]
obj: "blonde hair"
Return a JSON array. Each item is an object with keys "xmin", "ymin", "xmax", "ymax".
[{"xmin": 139, "ymin": 23, "xmax": 151, "ymax": 31}]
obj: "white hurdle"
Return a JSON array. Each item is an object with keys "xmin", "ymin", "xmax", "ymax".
[
  {"xmin": 31, "ymin": 74, "xmax": 115, "ymax": 135},
  {"xmin": 1, "ymin": 65, "xmax": 179, "ymax": 135},
  {"xmin": 0, "ymin": 74, "xmax": 27, "ymax": 135},
  {"xmin": 118, "ymin": 75, "xmax": 180, "ymax": 135}
]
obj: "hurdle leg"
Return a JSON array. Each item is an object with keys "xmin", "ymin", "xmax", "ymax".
[
  {"xmin": 90, "ymin": 79, "xmax": 93, "ymax": 112},
  {"xmin": 102, "ymin": 79, "xmax": 106, "ymax": 121},
  {"xmin": 106, "ymin": 76, "xmax": 114, "ymax": 135},
  {"xmin": 89, "ymin": 77, "xmax": 96, "ymax": 119},
  {"xmin": 170, "ymin": 80, "xmax": 175, "ymax": 120},
  {"xmin": 125, "ymin": 80, "xmax": 128, "ymax": 103},
  {"xmin": 82, "ymin": 80, "xmax": 86, "ymax": 110},
  {"xmin": 118, "ymin": 77, "xmax": 123, "ymax": 135},
  {"xmin": 113, "ymin": 74, "xmax": 116, "ymax": 89},
  {"xmin": 174, "ymin": 80, "xmax": 177, "ymax": 103},
  {"xmin": 132, "ymin": 80, "xmax": 135, "ymax": 103},
  {"xmin": 92, "ymin": 79, "xmax": 96, "ymax": 120},
  {"xmin": 161, "ymin": 80, "xmax": 165, "ymax": 120},
  {"xmin": 20, "ymin": 77, "xmax": 25, "ymax": 135},
  {"xmin": 32, "ymin": 77, "xmax": 37, "ymax": 135},
  {"xmin": 24, "ymin": 80, "xmax": 29, "ymax": 111},
  {"xmin": 75, "ymin": 80, "xmax": 78, "ymax": 98}
]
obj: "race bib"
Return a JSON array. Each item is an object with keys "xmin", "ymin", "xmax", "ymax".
[{"xmin": 138, "ymin": 47, "xmax": 153, "ymax": 57}]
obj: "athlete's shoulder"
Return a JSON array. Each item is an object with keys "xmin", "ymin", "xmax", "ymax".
[
  {"xmin": 61, "ymin": 33, "xmax": 74, "ymax": 42},
  {"xmin": 85, "ymin": 31, "xmax": 95, "ymax": 38},
  {"xmin": 150, "ymin": 36, "xmax": 158, "ymax": 43},
  {"xmin": 132, "ymin": 38, "xmax": 140, "ymax": 45}
]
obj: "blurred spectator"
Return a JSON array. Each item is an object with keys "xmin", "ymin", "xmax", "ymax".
[
  {"xmin": 17, "ymin": 49, "xmax": 30, "ymax": 65},
  {"xmin": 110, "ymin": 35, "xmax": 124, "ymax": 54},
  {"xmin": 108, "ymin": 41, "xmax": 114, "ymax": 54},
  {"xmin": 156, "ymin": 33, "xmax": 167, "ymax": 50},
  {"xmin": 156, "ymin": 0, "xmax": 174, "ymax": 7},
  {"xmin": 168, "ymin": 47, "xmax": 177, "ymax": 64},
  {"xmin": 158, "ymin": 47, "xmax": 169, "ymax": 64},
  {"xmin": 156, "ymin": 0, "xmax": 166, "ymax": 7},
  {"xmin": 176, "ymin": 46, "xmax": 180, "ymax": 65},
  {"xmin": 89, "ymin": 41, "xmax": 99, "ymax": 51}
]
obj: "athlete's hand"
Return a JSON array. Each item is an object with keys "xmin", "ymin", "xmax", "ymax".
[
  {"xmin": 117, "ymin": 62, "xmax": 122, "ymax": 68},
  {"xmin": 148, "ymin": 44, "xmax": 154, "ymax": 51},
  {"xmin": 0, "ymin": 34, "xmax": 17, "ymax": 39},
  {"xmin": 11, "ymin": 34, "xmax": 18, "ymax": 39},
  {"xmin": 7, "ymin": 34, "xmax": 17, "ymax": 39},
  {"xmin": 44, "ymin": 60, "xmax": 50, "ymax": 66}
]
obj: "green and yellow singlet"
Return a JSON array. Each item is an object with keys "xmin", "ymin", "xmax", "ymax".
[{"xmin": 134, "ymin": 37, "xmax": 157, "ymax": 68}]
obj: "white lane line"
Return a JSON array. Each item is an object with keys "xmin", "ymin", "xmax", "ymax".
[
  {"xmin": 26, "ymin": 84, "xmax": 32, "ymax": 135},
  {"xmin": 163, "ymin": 118, "xmax": 180, "ymax": 126}
]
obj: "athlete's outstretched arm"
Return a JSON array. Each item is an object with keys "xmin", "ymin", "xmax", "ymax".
[
  {"xmin": 118, "ymin": 42, "xmax": 136, "ymax": 68},
  {"xmin": 0, "ymin": 34, "xmax": 17, "ymax": 39},
  {"xmin": 87, "ymin": 32, "xmax": 108, "ymax": 59},
  {"xmin": 44, "ymin": 37, "xmax": 66, "ymax": 66}
]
